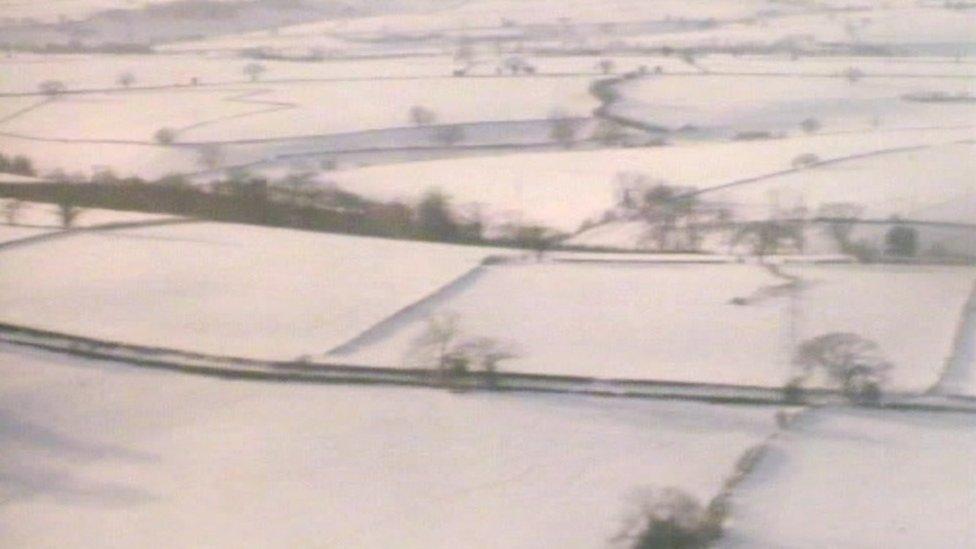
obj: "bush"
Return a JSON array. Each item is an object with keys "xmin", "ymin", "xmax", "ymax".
[
  {"xmin": 783, "ymin": 377, "xmax": 806, "ymax": 404},
  {"xmin": 615, "ymin": 487, "xmax": 723, "ymax": 549},
  {"xmin": 154, "ymin": 128, "xmax": 177, "ymax": 144}
]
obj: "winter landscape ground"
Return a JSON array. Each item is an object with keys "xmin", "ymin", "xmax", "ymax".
[{"xmin": 1, "ymin": 0, "xmax": 975, "ymax": 547}]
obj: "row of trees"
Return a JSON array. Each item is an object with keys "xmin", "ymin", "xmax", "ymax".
[
  {"xmin": 0, "ymin": 152, "xmax": 35, "ymax": 177},
  {"xmin": 608, "ymin": 172, "xmax": 921, "ymax": 259}
]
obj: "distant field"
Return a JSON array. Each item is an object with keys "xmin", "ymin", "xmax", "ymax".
[
  {"xmin": 611, "ymin": 73, "xmax": 976, "ymax": 134},
  {"xmin": 702, "ymin": 142, "xmax": 976, "ymax": 224},
  {"xmin": 329, "ymin": 127, "xmax": 974, "ymax": 233}
]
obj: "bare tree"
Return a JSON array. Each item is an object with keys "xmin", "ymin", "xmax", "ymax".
[
  {"xmin": 793, "ymin": 332, "xmax": 891, "ymax": 403},
  {"xmin": 791, "ymin": 153, "xmax": 821, "ymax": 169},
  {"xmin": 817, "ymin": 202, "xmax": 863, "ymax": 252},
  {"xmin": 117, "ymin": 71, "xmax": 135, "ymax": 88},
  {"xmin": 732, "ymin": 220, "xmax": 805, "ymax": 259},
  {"xmin": 3, "ymin": 199, "xmax": 23, "ymax": 225},
  {"xmin": 243, "ymin": 62, "xmax": 267, "ymax": 82},
  {"xmin": 408, "ymin": 312, "xmax": 464, "ymax": 375},
  {"xmin": 548, "ymin": 110, "xmax": 578, "ymax": 148},
  {"xmin": 799, "ymin": 117, "xmax": 821, "ymax": 134},
  {"xmin": 196, "ymin": 143, "xmax": 224, "ymax": 171},
  {"xmin": 154, "ymin": 127, "xmax": 177, "ymax": 144},
  {"xmin": 593, "ymin": 119, "xmax": 627, "ymax": 146},
  {"xmin": 55, "ymin": 197, "xmax": 82, "ymax": 228},
  {"xmin": 843, "ymin": 66, "xmax": 864, "ymax": 84},
  {"xmin": 633, "ymin": 183, "xmax": 701, "ymax": 251},
  {"xmin": 38, "ymin": 80, "xmax": 66, "ymax": 97},
  {"xmin": 454, "ymin": 336, "xmax": 519, "ymax": 388},
  {"xmin": 433, "ymin": 124, "xmax": 466, "ymax": 147},
  {"xmin": 613, "ymin": 487, "xmax": 724, "ymax": 549},
  {"xmin": 409, "ymin": 105, "xmax": 437, "ymax": 126},
  {"xmin": 407, "ymin": 312, "xmax": 519, "ymax": 388}
]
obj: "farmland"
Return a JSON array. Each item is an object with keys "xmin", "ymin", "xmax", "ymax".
[{"xmin": 1, "ymin": 0, "xmax": 975, "ymax": 547}]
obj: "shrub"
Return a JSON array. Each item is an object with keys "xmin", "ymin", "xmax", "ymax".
[
  {"xmin": 154, "ymin": 128, "xmax": 177, "ymax": 144},
  {"xmin": 615, "ymin": 487, "xmax": 723, "ymax": 549}
]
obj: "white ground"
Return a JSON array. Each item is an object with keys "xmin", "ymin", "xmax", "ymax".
[
  {"xmin": 780, "ymin": 263, "xmax": 976, "ymax": 391},
  {"xmin": 0, "ymin": 135, "xmax": 199, "ymax": 179},
  {"xmin": 612, "ymin": 73, "xmax": 976, "ymax": 134},
  {"xmin": 329, "ymin": 127, "xmax": 974, "ymax": 233},
  {"xmin": 333, "ymin": 261, "xmax": 976, "ymax": 391},
  {"xmin": 333, "ymin": 261, "xmax": 795, "ymax": 384},
  {"xmin": 0, "ymin": 344, "xmax": 779, "ymax": 549},
  {"xmin": 703, "ymin": 142, "xmax": 976, "ymax": 225},
  {"xmin": 721, "ymin": 408, "xmax": 976, "ymax": 549},
  {"xmin": 0, "ymin": 76, "xmax": 596, "ymax": 143},
  {"xmin": 0, "ymin": 222, "xmax": 498, "ymax": 359},
  {"xmin": 0, "ymin": 225, "xmax": 51, "ymax": 244}
]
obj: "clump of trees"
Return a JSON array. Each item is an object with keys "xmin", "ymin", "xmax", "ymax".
[
  {"xmin": 407, "ymin": 312, "xmax": 519, "ymax": 389},
  {"xmin": 791, "ymin": 332, "xmax": 892, "ymax": 404},
  {"xmin": 613, "ymin": 487, "xmax": 725, "ymax": 549},
  {"xmin": 885, "ymin": 220, "xmax": 918, "ymax": 258},
  {"xmin": 731, "ymin": 220, "xmax": 805, "ymax": 259},
  {"xmin": 612, "ymin": 172, "xmax": 726, "ymax": 252},
  {"xmin": 0, "ymin": 152, "xmax": 36, "ymax": 176}
]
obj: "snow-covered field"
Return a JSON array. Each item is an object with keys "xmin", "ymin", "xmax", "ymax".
[
  {"xmin": 781, "ymin": 263, "xmax": 976, "ymax": 391},
  {"xmin": 0, "ymin": 224, "xmax": 51, "ymax": 244},
  {"xmin": 702, "ymin": 142, "xmax": 976, "ymax": 225},
  {"xmin": 611, "ymin": 73, "xmax": 976, "ymax": 134},
  {"xmin": 332, "ymin": 261, "xmax": 976, "ymax": 391},
  {"xmin": 0, "ymin": 75, "xmax": 595, "ymax": 142},
  {"xmin": 0, "ymin": 135, "xmax": 199, "ymax": 179},
  {"xmin": 721, "ymin": 408, "xmax": 976, "ymax": 548},
  {"xmin": 0, "ymin": 222, "xmax": 498, "ymax": 359},
  {"xmin": 0, "ymin": 344, "xmax": 779, "ymax": 548},
  {"xmin": 329, "ymin": 127, "xmax": 974, "ymax": 233}
]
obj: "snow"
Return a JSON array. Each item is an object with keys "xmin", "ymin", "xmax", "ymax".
[
  {"xmin": 0, "ymin": 222, "xmax": 498, "ymax": 359},
  {"xmin": 0, "ymin": 344, "xmax": 779, "ymax": 548},
  {"xmin": 329, "ymin": 126, "xmax": 974, "ymax": 233},
  {"xmin": 0, "ymin": 53, "xmax": 458, "ymax": 94},
  {"xmin": 612, "ymin": 73, "xmax": 976, "ymax": 134},
  {"xmin": 332, "ymin": 261, "xmax": 976, "ymax": 391},
  {"xmin": 0, "ymin": 76, "xmax": 596, "ymax": 146},
  {"xmin": 780, "ymin": 263, "xmax": 976, "ymax": 392},
  {"xmin": 176, "ymin": 76, "xmax": 598, "ymax": 142},
  {"xmin": 721, "ymin": 408, "xmax": 976, "ymax": 549},
  {"xmin": 0, "ymin": 225, "xmax": 51, "ymax": 244},
  {"xmin": 703, "ymin": 142, "xmax": 976, "ymax": 225},
  {"xmin": 0, "ymin": 135, "xmax": 200, "ymax": 179},
  {"xmin": 332, "ymin": 261, "xmax": 797, "ymax": 385}
]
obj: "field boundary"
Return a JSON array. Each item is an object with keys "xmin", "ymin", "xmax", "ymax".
[{"xmin": 1, "ymin": 320, "xmax": 974, "ymax": 413}]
